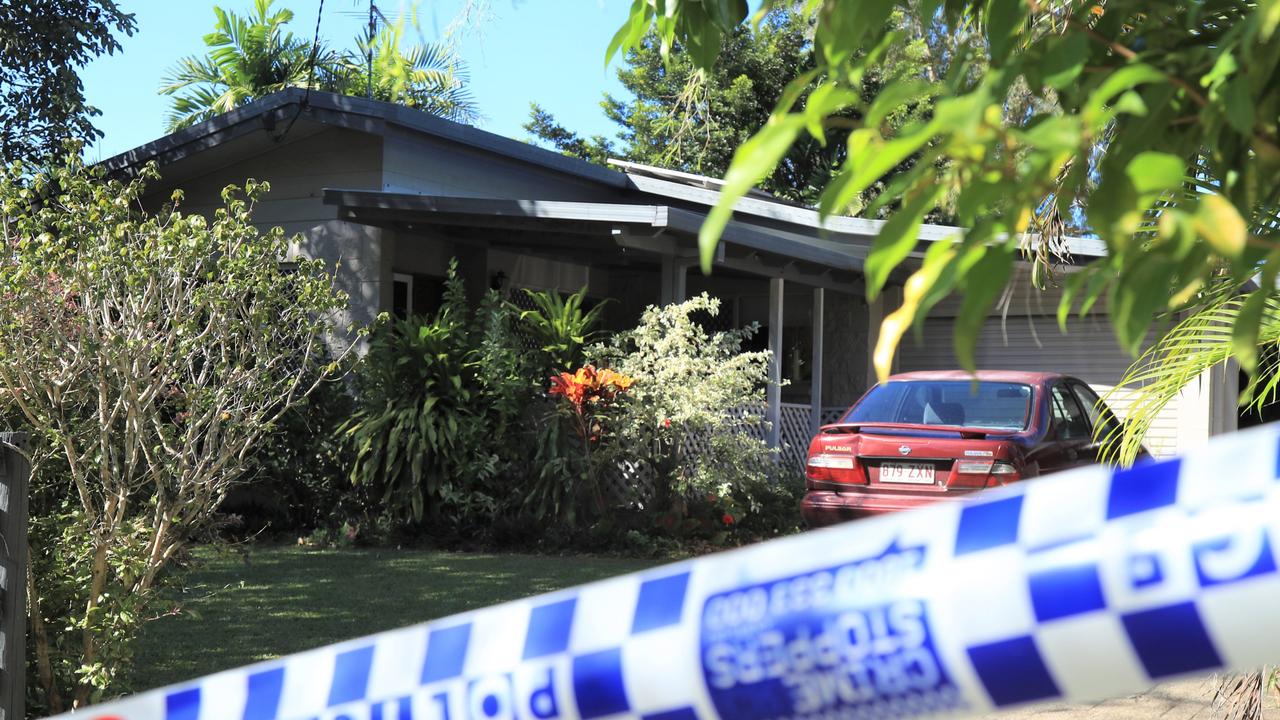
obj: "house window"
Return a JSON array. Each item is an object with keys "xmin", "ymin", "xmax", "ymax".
[{"xmin": 392, "ymin": 273, "xmax": 414, "ymax": 319}]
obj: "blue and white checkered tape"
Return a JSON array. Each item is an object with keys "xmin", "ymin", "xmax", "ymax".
[{"xmin": 56, "ymin": 422, "xmax": 1280, "ymax": 720}]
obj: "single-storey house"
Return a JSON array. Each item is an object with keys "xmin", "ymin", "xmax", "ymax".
[{"xmin": 100, "ymin": 89, "xmax": 1241, "ymax": 463}]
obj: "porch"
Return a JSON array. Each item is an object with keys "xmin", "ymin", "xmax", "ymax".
[{"xmin": 323, "ymin": 188, "xmax": 887, "ymax": 461}]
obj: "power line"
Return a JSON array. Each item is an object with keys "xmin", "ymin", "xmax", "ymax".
[
  {"xmin": 303, "ymin": 0, "xmax": 327, "ymax": 103},
  {"xmin": 279, "ymin": 0, "xmax": 326, "ymax": 143},
  {"xmin": 367, "ymin": 1, "xmax": 376, "ymax": 99}
]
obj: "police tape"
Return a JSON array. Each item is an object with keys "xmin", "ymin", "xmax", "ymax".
[{"xmin": 55, "ymin": 422, "xmax": 1280, "ymax": 720}]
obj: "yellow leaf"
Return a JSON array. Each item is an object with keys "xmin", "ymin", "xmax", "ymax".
[
  {"xmin": 1193, "ymin": 195, "xmax": 1247, "ymax": 258},
  {"xmin": 872, "ymin": 249, "xmax": 955, "ymax": 380},
  {"xmin": 1015, "ymin": 207, "xmax": 1032, "ymax": 234}
]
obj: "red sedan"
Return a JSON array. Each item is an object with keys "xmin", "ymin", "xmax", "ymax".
[{"xmin": 801, "ymin": 370, "xmax": 1141, "ymax": 527}]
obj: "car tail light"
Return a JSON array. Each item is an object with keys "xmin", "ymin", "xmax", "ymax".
[
  {"xmin": 950, "ymin": 459, "xmax": 1020, "ymax": 489},
  {"xmin": 805, "ymin": 453, "xmax": 864, "ymax": 487},
  {"xmin": 808, "ymin": 454, "xmax": 855, "ymax": 470},
  {"xmin": 987, "ymin": 461, "xmax": 1020, "ymax": 485}
]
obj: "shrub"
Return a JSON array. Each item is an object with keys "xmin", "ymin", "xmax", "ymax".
[
  {"xmin": 537, "ymin": 365, "xmax": 634, "ymax": 525},
  {"xmin": 516, "ymin": 286, "xmax": 608, "ymax": 372},
  {"xmin": 591, "ymin": 294, "xmax": 784, "ymax": 530},
  {"xmin": 343, "ymin": 264, "xmax": 533, "ymax": 529},
  {"xmin": 231, "ymin": 373, "xmax": 364, "ymax": 535},
  {"xmin": 0, "ymin": 155, "xmax": 348, "ymax": 710}
]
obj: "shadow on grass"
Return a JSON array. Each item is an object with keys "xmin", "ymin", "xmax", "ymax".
[{"xmin": 126, "ymin": 545, "xmax": 659, "ymax": 692}]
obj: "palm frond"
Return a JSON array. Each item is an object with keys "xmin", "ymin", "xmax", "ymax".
[
  {"xmin": 161, "ymin": 0, "xmax": 317, "ymax": 126},
  {"xmin": 1102, "ymin": 280, "xmax": 1280, "ymax": 465}
]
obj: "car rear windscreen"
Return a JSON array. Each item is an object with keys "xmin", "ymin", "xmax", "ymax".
[{"xmin": 845, "ymin": 381, "xmax": 1033, "ymax": 430}]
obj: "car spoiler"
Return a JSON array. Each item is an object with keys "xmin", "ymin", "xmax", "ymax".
[{"xmin": 819, "ymin": 422, "xmax": 1016, "ymax": 440}]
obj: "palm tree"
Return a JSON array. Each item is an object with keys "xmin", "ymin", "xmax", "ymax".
[
  {"xmin": 160, "ymin": 0, "xmax": 320, "ymax": 132},
  {"xmin": 321, "ymin": 16, "xmax": 479, "ymax": 124},
  {"xmin": 161, "ymin": 1, "xmax": 478, "ymax": 132}
]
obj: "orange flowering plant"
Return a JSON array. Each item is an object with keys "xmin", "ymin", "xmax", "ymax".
[
  {"xmin": 548, "ymin": 365, "xmax": 634, "ymax": 423},
  {"xmin": 547, "ymin": 364, "xmax": 635, "ymax": 519}
]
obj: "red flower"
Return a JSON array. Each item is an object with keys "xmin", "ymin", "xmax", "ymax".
[
  {"xmin": 722, "ymin": 513, "xmax": 734, "ymax": 526},
  {"xmin": 663, "ymin": 418, "xmax": 671, "ymax": 428}
]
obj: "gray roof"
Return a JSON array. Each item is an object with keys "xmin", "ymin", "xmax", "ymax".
[
  {"xmin": 104, "ymin": 88, "xmax": 1106, "ymax": 262},
  {"xmin": 101, "ymin": 89, "xmax": 631, "ymax": 189}
]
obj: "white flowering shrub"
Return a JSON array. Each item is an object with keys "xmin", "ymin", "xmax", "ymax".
[{"xmin": 591, "ymin": 294, "xmax": 782, "ymax": 523}]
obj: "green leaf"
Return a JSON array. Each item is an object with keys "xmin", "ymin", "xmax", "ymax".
[
  {"xmin": 816, "ymin": 129, "xmax": 873, "ymax": 217},
  {"xmin": 1110, "ymin": 254, "xmax": 1176, "ymax": 354},
  {"xmin": 1224, "ymin": 77, "xmax": 1256, "ymax": 135},
  {"xmin": 865, "ymin": 79, "xmax": 932, "ymax": 128},
  {"xmin": 1058, "ymin": 269, "xmax": 1093, "ymax": 331},
  {"xmin": 1201, "ymin": 51, "xmax": 1239, "ymax": 89},
  {"xmin": 606, "ymin": 0, "xmax": 652, "ymax": 67},
  {"xmin": 1264, "ymin": 0, "xmax": 1280, "ymax": 41},
  {"xmin": 1126, "ymin": 151, "xmax": 1186, "ymax": 195},
  {"xmin": 864, "ymin": 184, "xmax": 945, "ymax": 297},
  {"xmin": 1085, "ymin": 64, "xmax": 1166, "ymax": 128},
  {"xmin": 1020, "ymin": 115, "xmax": 1083, "ymax": 153},
  {"xmin": 803, "ymin": 82, "xmax": 859, "ymax": 145},
  {"xmin": 1232, "ymin": 290, "xmax": 1268, "ymax": 373},
  {"xmin": 815, "ymin": 0, "xmax": 895, "ymax": 67},
  {"xmin": 700, "ymin": 115, "xmax": 806, "ymax": 271},
  {"xmin": 847, "ymin": 128, "xmax": 937, "ymax": 200},
  {"xmin": 984, "ymin": 0, "xmax": 1024, "ymax": 62},
  {"xmin": 1041, "ymin": 32, "xmax": 1089, "ymax": 89},
  {"xmin": 953, "ymin": 245, "xmax": 1014, "ymax": 371}
]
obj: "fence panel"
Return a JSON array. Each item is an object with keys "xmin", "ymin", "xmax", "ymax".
[{"xmin": 0, "ymin": 434, "xmax": 27, "ymax": 720}]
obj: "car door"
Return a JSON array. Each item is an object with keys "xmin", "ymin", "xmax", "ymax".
[
  {"xmin": 1034, "ymin": 383, "xmax": 1095, "ymax": 473},
  {"xmin": 1067, "ymin": 381, "xmax": 1122, "ymax": 465}
]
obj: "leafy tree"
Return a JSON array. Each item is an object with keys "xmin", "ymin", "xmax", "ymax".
[
  {"xmin": 0, "ymin": 155, "xmax": 349, "ymax": 709},
  {"xmin": 529, "ymin": 7, "xmax": 944, "ymax": 208},
  {"xmin": 0, "ymin": 0, "xmax": 136, "ymax": 165},
  {"xmin": 612, "ymin": 2, "xmax": 1280, "ymax": 704},
  {"xmin": 525, "ymin": 105, "xmax": 616, "ymax": 167},
  {"xmin": 609, "ymin": 0, "xmax": 1280, "ymax": 395},
  {"xmin": 161, "ymin": 0, "xmax": 476, "ymax": 132}
]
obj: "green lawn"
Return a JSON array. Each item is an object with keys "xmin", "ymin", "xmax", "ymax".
[{"xmin": 126, "ymin": 545, "xmax": 660, "ymax": 692}]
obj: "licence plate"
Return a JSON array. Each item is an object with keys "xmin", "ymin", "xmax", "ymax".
[{"xmin": 878, "ymin": 462, "xmax": 935, "ymax": 484}]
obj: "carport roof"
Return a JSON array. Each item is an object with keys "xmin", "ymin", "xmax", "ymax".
[{"xmin": 323, "ymin": 188, "xmax": 870, "ymax": 292}]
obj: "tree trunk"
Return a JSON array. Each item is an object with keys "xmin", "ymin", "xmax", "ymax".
[
  {"xmin": 73, "ymin": 540, "xmax": 111, "ymax": 708},
  {"xmin": 27, "ymin": 546, "xmax": 63, "ymax": 714}
]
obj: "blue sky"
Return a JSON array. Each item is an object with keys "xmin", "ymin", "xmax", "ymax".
[{"xmin": 81, "ymin": 0, "xmax": 632, "ymax": 161}]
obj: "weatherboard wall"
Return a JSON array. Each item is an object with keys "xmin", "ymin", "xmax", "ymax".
[{"xmin": 144, "ymin": 126, "xmax": 389, "ymax": 334}]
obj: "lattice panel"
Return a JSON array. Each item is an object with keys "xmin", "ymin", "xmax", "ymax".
[
  {"xmin": 597, "ymin": 404, "xmax": 852, "ymax": 503},
  {"xmin": 778, "ymin": 403, "xmax": 814, "ymax": 471},
  {"xmin": 504, "ymin": 287, "xmax": 544, "ymax": 353},
  {"xmin": 599, "ymin": 459, "xmax": 656, "ymax": 507},
  {"xmin": 821, "ymin": 406, "xmax": 848, "ymax": 425}
]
